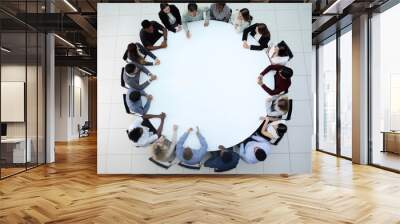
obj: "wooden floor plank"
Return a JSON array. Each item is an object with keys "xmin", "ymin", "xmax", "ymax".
[{"xmin": 0, "ymin": 135, "xmax": 400, "ymax": 223}]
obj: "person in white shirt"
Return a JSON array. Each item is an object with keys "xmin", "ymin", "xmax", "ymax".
[
  {"xmin": 257, "ymin": 116, "xmax": 287, "ymax": 144},
  {"xmin": 230, "ymin": 8, "xmax": 252, "ymax": 33},
  {"xmin": 239, "ymin": 135, "xmax": 270, "ymax": 164},
  {"xmin": 127, "ymin": 113, "xmax": 166, "ymax": 147},
  {"xmin": 266, "ymin": 94, "xmax": 289, "ymax": 121},
  {"xmin": 151, "ymin": 124, "xmax": 178, "ymax": 162},
  {"xmin": 268, "ymin": 40, "xmax": 294, "ymax": 65}
]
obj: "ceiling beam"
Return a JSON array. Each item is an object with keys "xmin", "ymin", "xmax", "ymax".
[
  {"xmin": 67, "ymin": 13, "xmax": 97, "ymax": 39},
  {"xmin": 55, "ymin": 55, "xmax": 96, "ymax": 70}
]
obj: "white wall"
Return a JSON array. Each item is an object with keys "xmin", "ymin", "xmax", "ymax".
[
  {"xmin": 97, "ymin": 3, "xmax": 313, "ymax": 174},
  {"xmin": 1, "ymin": 65, "xmax": 42, "ymax": 138},
  {"xmin": 55, "ymin": 67, "xmax": 89, "ymax": 141},
  {"xmin": 1, "ymin": 64, "xmax": 46, "ymax": 163}
]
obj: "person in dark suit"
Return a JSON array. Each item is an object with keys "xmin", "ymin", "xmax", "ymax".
[
  {"xmin": 242, "ymin": 23, "xmax": 270, "ymax": 51},
  {"xmin": 140, "ymin": 20, "xmax": 168, "ymax": 51},
  {"xmin": 204, "ymin": 145, "xmax": 239, "ymax": 172},
  {"xmin": 159, "ymin": 3, "xmax": 182, "ymax": 33}
]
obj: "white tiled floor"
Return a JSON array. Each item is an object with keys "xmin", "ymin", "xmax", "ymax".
[{"xmin": 98, "ymin": 3, "xmax": 313, "ymax": 174}]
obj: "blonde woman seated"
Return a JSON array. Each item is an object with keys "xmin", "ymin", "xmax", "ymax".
[
  {"xmin": 230, "ymin": 8, "xmax": 252, "ymax": 33},
  {"xmin": 265, "ymin": 94, "xmax": 289, "ymax": 121},
  {"xmin": 151, "ymin": 124, "xmax": 178, "ymax": 163},
  {"xmin": 267, "ymin": 41, "xmax": 294, "ymax": 65},
  {"xmin": 257, "ymin": 116, "xmax": 287, "ymax": 144}
]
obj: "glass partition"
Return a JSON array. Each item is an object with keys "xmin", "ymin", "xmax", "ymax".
[
  {"xmin": 0, "ymin": 1, "xmax": 46, "ymax": 179},
  {"xmin": 27, "ymin": 31, "xmax": 38, "ymax": 169},
  {"xmin": 1, "ymin": 30, "xmax": 28, "ymax": 177}
]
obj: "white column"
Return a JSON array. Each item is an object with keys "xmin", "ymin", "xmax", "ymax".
[
  {"xmin": 352, "ymin": 14, "xmax": 369, "ymax": 164},
  {"xmin": 46, "ymin": 33, "xmax": 55, "ymax": 163},
  {"xmin": 45, "ymin": 0, "xmax": 56, "ymax": 163}
]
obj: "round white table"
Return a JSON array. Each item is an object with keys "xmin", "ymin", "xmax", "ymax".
[{"xmin": 146, "ymin": 20, "xmax": 272, "ymax": 151}]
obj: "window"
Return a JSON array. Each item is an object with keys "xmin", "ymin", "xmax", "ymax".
[
  {"xmin": 370, "ymin": 3, "xmax": 400, "ymax": 171},
  {"xmin": 339, "ymin": 29, "xmax": 352, "ymax": 158},
  {"xmin": 317, "ymin": 36, "xmax": 337, "ymax": 155}
]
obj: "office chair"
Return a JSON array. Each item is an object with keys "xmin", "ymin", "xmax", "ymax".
[
  {"xmin": 178, "ymin": 162, "xmax": 201, "ymax": 170},
  {"xmin": 122, "ymin": 94, "xmax": 135, "ymax": 115},
  {"xmin": 78, "ymin": 121, "xmax": 90, "ymax": 138},
  {"xmin": 284, "ymin": 99, "xmax": 293, "ymax": 121},
  {"xmin": 148, "ymin": 157, "xmax": 174, "ymax": 169},
  {"xmin": 214, "ymin": 166, "xmax": 236, "ymax": 173},
  {"xmin": 121, "ymin": 67, "xmax": 128, "ymax": 88},
  {"xmin": 272, "ymin": 136, "xmax": 284, "ymax": 146}
]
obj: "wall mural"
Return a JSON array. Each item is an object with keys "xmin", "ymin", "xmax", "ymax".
[{"xmin": 98, "ymin": 3, "xmax": 313, "ymax": 174}]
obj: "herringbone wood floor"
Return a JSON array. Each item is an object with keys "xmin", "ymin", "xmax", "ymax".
[{"xmin": 1, "ymin": 135, "xmax": 400, "ymax": 224}]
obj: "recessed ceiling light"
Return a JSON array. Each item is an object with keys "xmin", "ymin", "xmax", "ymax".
[
  {"xmin": 1, "ymin": 47, "xmax": 11, "ymax": 53},
  {"xmin": 78, "ymin": 67, "xmax": 93, "ymax": 76},
  {"xmin": 322, "ymin": 0, "xmax": 354, "ymax": 15},
  {"xmin": 54, "ymin": 34, "xmax": 75, "ymax": 48},
  {"xmin": 63, "ymin": 0, "xmax": 78, "ymax": 12}
]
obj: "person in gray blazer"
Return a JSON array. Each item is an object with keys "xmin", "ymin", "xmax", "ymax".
[
  {"xmin": 123, "ymin": 63, "xmax": 157, "ymax": 91},
  {"xmin": 210, "ymin": 3, "xmax": 231, "ymax": 22},
  {"xmin": 182, "ymin": 3, "xmax": 210, "ymax": 39}
]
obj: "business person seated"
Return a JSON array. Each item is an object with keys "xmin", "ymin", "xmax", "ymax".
[
  {"xmin": 159, "ymin": 3, "xmax": 182, "ymax": 33},
  {"xmin": 210, "ymin": 3, "xmax": 231, "ymax": 23},
  {"xmin": 123, "ymin": 63, "xmax": 157, "ymax": 91},
  {"xmin": 257, "ymin": 64, "xmax": 293, "ymax": 96},
  {"xmin": 151, "ymin": 124, "xmax": 178, "ymax": 163},
  {"xmin": 257, "ymin": 116, "xmax": 288, "ymax": 144},
  {"xmin": 140, "ymin": 20, "xmax": 168, "ymax": 51},
  {"xmin": 176, "ymin": 127, "xmax": 208, "ymax": 165},
  {"xmin": 268, "ymin": 41, "xmax": 294, "ymax": 65},
  {"xmin": 204, "ymin": 145, "xmax": 239, "ymax": 172},
  {"xmin": 242, "ymin": 23, "xmax": 270, "ymax": 51},
  {"xmin": 230, "ymin": 8, "xmax": 252, "ymax": 33},
  {"xmin": 239, "ymin": 134, "xmax": 270, "ymax": 164},
  {"xmin": 127, "ymin": 113, "xmax": 166, "ymax": 147},
  {"xmin": 182, "ymin": 3, "xmax": 210, "ymax": 39},
  {"xmin": 265, "ymin": 94, "xmax": 289, "ymax": 121},
  {"xmin": 126, "ymin": 89, "xmax": 152, "ymax": 115},
  {"xmin": 123, "ymin": 42, "xmax": 160, "ymax": 66}
]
